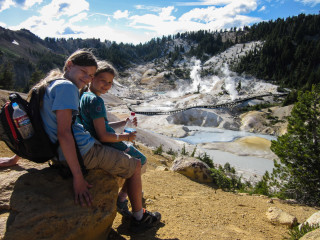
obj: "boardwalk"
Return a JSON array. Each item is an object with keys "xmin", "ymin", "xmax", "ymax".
[{"xmin": 128, "ymin": 93, "xmax": 288, "ymax": 115}]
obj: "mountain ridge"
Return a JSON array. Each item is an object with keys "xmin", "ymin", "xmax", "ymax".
[{"xmin": 0, "ymin": 13, "xmax": 319, "ymax": 93}]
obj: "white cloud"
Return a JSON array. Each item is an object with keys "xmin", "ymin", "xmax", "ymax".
[
  {"xmin": 21, "ymin": 0, "xmax": 43, "ymax": 9},
  {"xmin": 258, "ymin": 5, "xmax": 266, "ymax": 12},
  {"xmin": 129, "ymin": 1, "xmax": 259, "ymax": 37},
  {"xmin": 159, "ymin": 6, "xmax": 176, "ymax": 20},
  {"xmin": 10, "ymin": 0, "xmax": 91, "ymax": 39},
  {"xmin": 135, "ymin": 5, "xmax": 162, "ymax": 12},
  {"xmin": 294, "ymin": 0, "xmax": 320, "ymax": 6},
  {"xmin": 0, "ymin": 21, "xmax": 7, "ymax": 27},
  {"xmin": 11, "ymin": 15, "xmax": 66, "ymax": 37},
  {"xmin": 69, "ymin": 12, "xmax": 87, "ymax": 23},
  {"xmin": 0, "ymin": 0, "xmax": 14, "ymax": 12},
  {"xmin": 113, "ymin": 10, "xmax": 129, "ymax": 19},
  {"xmin": 7, "ymin": 0, "xmax": 262, "ymax": 44},
  {"xmin": 0, "ymin": 0, "xmax": 42, "ymax": 12},
  {"xmin": 39, "ymin": 0, "xmax": 89, "ymax": 19},
  {"xmin": 176, "ymin": 0, "xmax": 240, "ymax": 6},
  {"xmin": 130, "ymin": 6, "xmax": 175, "ymax": 28}
]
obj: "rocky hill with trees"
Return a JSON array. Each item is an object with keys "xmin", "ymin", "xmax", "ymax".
[{"xmin": 0, "ymin": 13, "xmax": 319, "ymax": 98}]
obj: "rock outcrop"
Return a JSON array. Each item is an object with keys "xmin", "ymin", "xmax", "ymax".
[
  {"xmin": 240, "ymin": 105, "xmax": 293, "ymax": 135},
  {"xmin": 0, "ymin": 161, "xmax": 119, "ymax": 240},
  {"xmin": 266, "ymin": 207, "xmax": 297, "ymax": 227},
  {"xmin": 170, "ymin": 156, "xmax": 213, "ymax": 183},
  {"xmin": 299, "ymin": 211, "xmax": 320, "ymax": 229},
  {"xmin": 300, "ymin": 228, "xmax": 320, "ymax": 240},
  {"xmin": 167, "ymin": 108, "xmax": 240, "ymax": 130}
]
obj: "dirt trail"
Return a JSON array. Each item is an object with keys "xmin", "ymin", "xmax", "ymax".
[{"xmin": 108, "ymin": 144, "xmax": 318, "ymax": 240}]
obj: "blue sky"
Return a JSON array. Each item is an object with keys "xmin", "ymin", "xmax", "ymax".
[{"xmin": 0, "ymin": 0, "xmax": 319, "ymax": 44}]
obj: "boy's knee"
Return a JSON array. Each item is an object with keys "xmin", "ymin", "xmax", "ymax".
[
  {"xmin": 141, "ymin": 156, "xmax": 147, "ymax": 166},
  {"xmin": 135, "ymin": 160, "xmax": 141, "ymax": 169}
]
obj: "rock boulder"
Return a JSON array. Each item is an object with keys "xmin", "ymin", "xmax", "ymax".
[
  {"xmin": 299, "ymin": 211, "xmax": 320, "ymax": 229},
  {"xmin": 0, "ymin": 161, "xmax": 119, "ymax": 240},
  {"xmin": 266, "ymin": 207, "xmax": 297, "ymax": 227},
  {"xmin": 300, "ymin": 228, "xmax": 320, "ymax": 240},
  {"xmin": 170, "ymin": 156, "xmax": 213, "ymax": 183}
]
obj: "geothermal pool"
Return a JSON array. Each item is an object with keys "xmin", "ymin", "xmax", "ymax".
[
  {"xmin": 177, "ymin": 127, "xmax": 277, "ymax": 180},
  {"xmin": 179, "ymin": 126, "xmax": 276, "ymax": 144}
]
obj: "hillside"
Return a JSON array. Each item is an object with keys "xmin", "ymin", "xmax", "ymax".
[{"xmin": 1, "ymin": 13, "xmax": 319, "ymax": 93}]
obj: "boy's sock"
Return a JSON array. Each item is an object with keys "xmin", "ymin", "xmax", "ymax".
[
  {"xmin": 118, "ymin": 191, "xmax": 128, "ymax": 202},
  {"xmin": 133, "ymin": 208, "xmax": 144, "ymax": 221}
]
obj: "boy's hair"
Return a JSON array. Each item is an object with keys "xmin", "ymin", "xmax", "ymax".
[
  {"xmin": 29, "ymin": 49, "xmax": 98, "ymax": 100},
  {"xmin": 95, "ymin": 61, "xmax": 118, "ymax": 78}
]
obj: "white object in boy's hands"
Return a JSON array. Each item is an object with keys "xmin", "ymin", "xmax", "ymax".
[
  {"xmin": 124, "ymin": 112, "xmax": 136, "ymax": 146},
  {"xmin": 124, "ymin": 112, "xmax": 136, "ymax": 133},
  {"xmin": 12, "ymin": 102, "xmax": 34, "ymax": 139}
]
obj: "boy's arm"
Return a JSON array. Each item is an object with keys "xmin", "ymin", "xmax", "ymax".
[
  {"xmin": 56, "ymin": 109, "xmax": 93, "ymax": 207},
  {"xmin": 108, "ymin": 119, "xmax": 127, "ymax": 129},
  {"xmin": 93, "ymin": 117, "xmax": 135, "ymax": 142},
  {"xmin": 109, "ymin": 116, "xmax": 137, "ymax": 129}
]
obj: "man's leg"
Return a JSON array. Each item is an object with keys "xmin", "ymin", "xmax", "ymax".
[{"xmin": 0, "ymin": 155, "xmax": 20, "ymax": 167}]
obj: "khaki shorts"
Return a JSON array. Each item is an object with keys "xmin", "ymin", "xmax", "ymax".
[{"xmin": 83, "ymin": 143, "xmax": 138, "ymax": 179}]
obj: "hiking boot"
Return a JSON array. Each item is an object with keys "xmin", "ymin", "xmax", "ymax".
[
  {"xmin": 130, "ymin": 209, "xmax": 161, "ymax": 233},
  {"xmin": 117, "ymin": 199, "xmax": 132, "ymax": 218}
]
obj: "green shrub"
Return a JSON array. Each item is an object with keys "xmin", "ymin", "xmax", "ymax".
[
  {"xmin": 190, "ymin": 146, "xmax": 197, "ymax": 157},
  {"xmin": 181, "ymin": 144, "xmax": 188, "ymax": 156},
  {"xmin": 197, "ymin": 152, "xmax": 214, "ymax": 168},
  {"xmin": 166, "ymin": 148, "xmax": 176, "ymax": 155},
  {"xmin": 285, "ymin": 223, "xmax": 320, "ymax": 240},
  {"xmin": 153, "ymin": 144, "xmax": 163, "ymax": 155},
  {"xmin": 210, "ymin": 168, "xmax": 232, "ymax": 190}
]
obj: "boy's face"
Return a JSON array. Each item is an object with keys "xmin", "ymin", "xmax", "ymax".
[
  {"xmin": 92, "ymin": 72, "xmax": 114, "ymax": 95},
  {"xmin": 66, "ymin": 62, "xmax": 96, "ymax": 89}
]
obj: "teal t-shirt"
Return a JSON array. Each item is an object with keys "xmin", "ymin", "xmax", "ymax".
[
  {"xmin": 78, "ymin": 91, "xmax": 147, "ymax": 165},
  {"xmin": 78, "ymin": 92, "xmax": 108, "ymax": 139}
]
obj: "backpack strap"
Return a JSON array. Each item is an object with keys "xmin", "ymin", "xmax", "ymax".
[
  {"xmin": 4, "ymin": 102, "xmax": 19, "ymax": 142},
  {"xmin": 51, "ymin": 127, "xmax": 88, "ymax": 179},
  {"xmin": 33, "ymin": 79, "xmax": 88, "ymax": 176},
  {"xmin": 71, "ymin": 118, "xmax": 88, "ymax": 176}
]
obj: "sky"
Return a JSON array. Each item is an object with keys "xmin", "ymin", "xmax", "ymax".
[{"xmin": 0, "ymin": 0, "xmax": 319, "ymax": 45}]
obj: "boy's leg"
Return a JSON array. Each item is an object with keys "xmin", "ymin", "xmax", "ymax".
[
  {"xmin": 83, "ymin": 143, "xmax": 161, "ymax": 232},
  {"xmin": 125, "ymin": 146, "xmax": 147, "ymax": 165},
  {"xmin": 103, "ymin": 141, "xmax": 147, "ymax": 166},
  {"xmin": 126, "ymin": 161, "xmax": 142, "ymax": 212},
  {"xmin": 117, "ymin": 180, "xmax": 132, "ymax": 217}
]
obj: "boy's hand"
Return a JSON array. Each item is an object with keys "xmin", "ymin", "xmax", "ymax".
[
  {"xmin": 125, "ymin": 117, "xmax": 138, "ymax": 127},
  {"xmin": 73, "ymin": 176, "xmax": 93, "ymax": 207},
  {"xmin": 124, "ymin": 132, "xmax": 136, "ymax": 142},
  {"xmin": 132, "ymin": 117, "xmax": 138, "ymax": 127}
]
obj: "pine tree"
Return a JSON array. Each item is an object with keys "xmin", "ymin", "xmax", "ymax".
[
  {"xmin": 0, "ymin": 63, "xmax": 14, "ymax": 90},
  {"xmin": 270, "ymin": 84, "xmax": 320, "ymax": 205}
]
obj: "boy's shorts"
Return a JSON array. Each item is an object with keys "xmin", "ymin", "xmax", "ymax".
[{"xmin": 83, "ymin": 142, "xmax": 138, "ymax": 179}]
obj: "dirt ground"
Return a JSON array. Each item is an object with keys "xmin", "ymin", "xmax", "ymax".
[
  {"xmin": 107, "ymin": 144, "xmax": 319, "ymax": 240},
  {"xmin": 0, "ymin": 141, "xmax": 318, "ymax": 240}
]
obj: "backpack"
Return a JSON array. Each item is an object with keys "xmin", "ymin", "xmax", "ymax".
[{"xmin": 0, "ymin": 90, "xmax": 58, "ymax": 163}]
